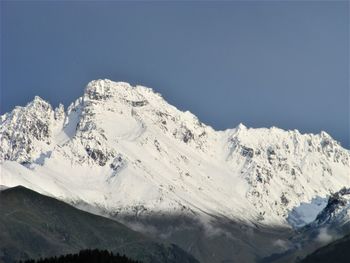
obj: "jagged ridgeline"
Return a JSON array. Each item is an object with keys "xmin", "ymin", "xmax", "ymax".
[{"xmin": 1, "ymin": 79, "xmax": 349, "ymax": 263}]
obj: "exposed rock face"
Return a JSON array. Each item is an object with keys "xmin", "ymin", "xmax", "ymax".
[
  {"xmin": 0, "ymin": 96, "xmax": 56, "ymax": 163},
  {"xmin": 315, "ymin": 187, "xmax": 350, "ymax": 225}
]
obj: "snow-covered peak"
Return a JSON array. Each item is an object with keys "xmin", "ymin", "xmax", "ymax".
[
  {"xmin": 0, "ymin": 96, "xmax": 56, "ymax": 163},
  {"xmin": 83, "ymin": 79, "xmax": 163, "ymax": 106},
  {"xmin": 31, "ymin": 95, "xmax": 50, "ymax": 105},
  {"xmin": 235, "ymin": 122, "xmax": 247, "ymax": 131},
  {"xmin": 227, "ymin": 124, "xmax": 346, "ymax": 165},
  {"xmin": 85, "ymin": 79, "xmax": 132, "ymax": 101},
  {"xmin": 54, "ymin": 103, "xmax": 65, "ymax": 119},
  {"xmin": 1, "ymin": 79, "xmax": 349, "ymax": 228},
  {"xmin": 231, "ymin": 125, "xmax": 337, "ymax": 149}
]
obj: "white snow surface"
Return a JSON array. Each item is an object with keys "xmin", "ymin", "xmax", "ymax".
[{"xmin": 1, "ymin": 79, "xmax": 349, "ymax": 227}]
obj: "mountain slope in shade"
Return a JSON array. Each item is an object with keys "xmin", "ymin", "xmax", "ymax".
[
  {"xmin": 1, "ymin": 79, "xmax": 349, "ymax": 227},
  {"xmin": 300, "ymin": 233, "xmax": 350, "ymax": 263},
  {"xmin": 0, "ymin": 186, "xmax": 199, "ymax": 263}
]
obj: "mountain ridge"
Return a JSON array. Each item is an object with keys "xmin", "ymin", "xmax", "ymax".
[{"xmin": 1, "ymin": 79, "xmax": 349, "ymax": 227}]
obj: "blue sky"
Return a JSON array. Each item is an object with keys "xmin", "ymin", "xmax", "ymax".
[{"xmin": 1, "ymin": 1, "xmax": 349, "ymax": 148}]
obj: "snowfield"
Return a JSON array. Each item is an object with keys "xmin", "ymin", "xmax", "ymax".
[{"xmin": 1, "ymin": 79, "xmax": 349, "ymax": 228}]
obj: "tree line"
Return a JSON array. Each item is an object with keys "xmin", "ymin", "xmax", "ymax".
[{"xmin": 19, "ymin": 249, "xmax": 140, "ymax": 263}]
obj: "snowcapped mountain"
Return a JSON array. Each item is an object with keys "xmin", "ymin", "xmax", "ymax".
[{"xmin": 1, "ymin": 79, "xmax": 349, "ymax": 229}]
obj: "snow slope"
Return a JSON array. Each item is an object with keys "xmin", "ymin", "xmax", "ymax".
[{"xmin": 1, "ymin": 79, "xmax": 349, "ymax": 227}]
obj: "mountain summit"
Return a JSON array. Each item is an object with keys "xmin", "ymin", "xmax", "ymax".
[{"xmin": 1, "ymin": 79, "xmax": 349, "ymax": 228}]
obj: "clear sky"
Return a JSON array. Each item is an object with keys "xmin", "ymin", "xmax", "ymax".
[{"xmin": 1, "ymin": 1, "xmax": 349, "ymax": 148}]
